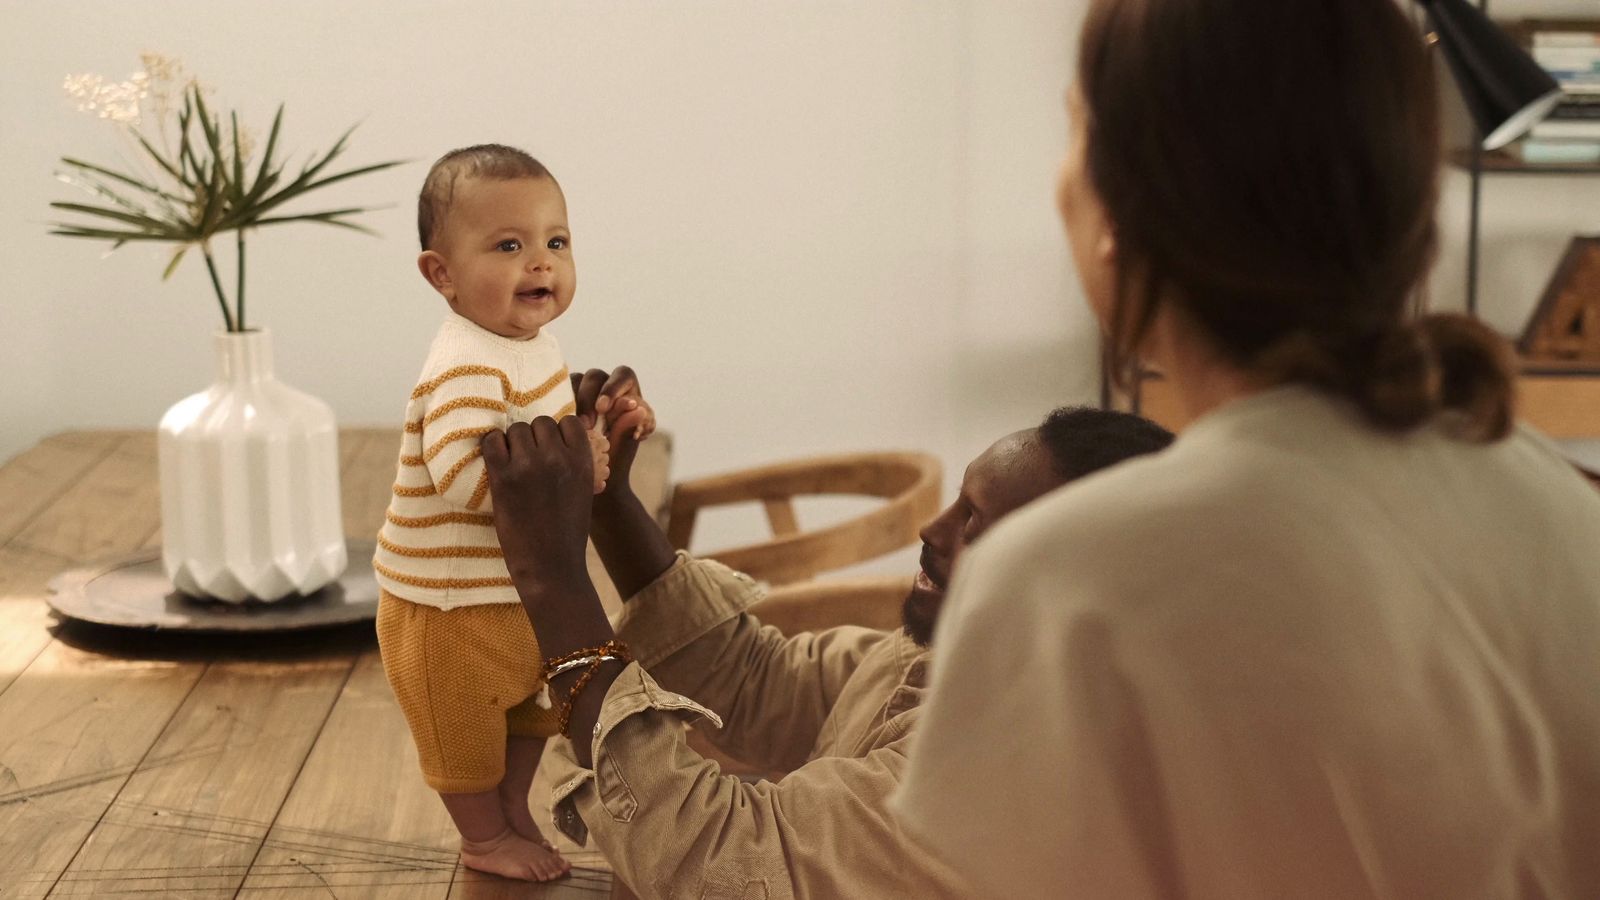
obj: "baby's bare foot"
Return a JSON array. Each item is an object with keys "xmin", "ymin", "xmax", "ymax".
[
  {"xmin": 588, "ymin": 427, "xmax": 610, "ymax": 494},
  {"xmin": 459, "ymin": 828, "xmax": 569, "ymax": 882}
]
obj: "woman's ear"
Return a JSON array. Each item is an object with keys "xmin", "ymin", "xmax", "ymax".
[
  {"xmin": 1097, "ymin": 230, "xmax": 1117, "ymax": 266},
  {"xmin": 417, "ymin": 250, "xmax": 454, "ymax": 300}
]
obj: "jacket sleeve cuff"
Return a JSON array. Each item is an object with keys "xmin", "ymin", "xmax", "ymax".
[
  {"xmin": 614, "ymin": 551, "xmax": 765, "ymax": 668},
  {"xmin": 546, "ymin": 661, "xmax": 722, "ymax": 846}
]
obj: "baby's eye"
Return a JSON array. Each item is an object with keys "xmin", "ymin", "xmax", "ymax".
[
  {"xmin": 547, "ymin": 236, "xmax": 569, "ymax": 251},
  {"xmin": 497, "ymin": 239, "xmax": 522, "ymax": 253}
]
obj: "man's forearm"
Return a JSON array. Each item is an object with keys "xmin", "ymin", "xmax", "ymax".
[
  {"xmin": 514, "ymin": 567, "xmax": 623, "ymax": 770},
  {"xmin": 590, "ymin": 482, "xmax": 676, "ymax": 599}
]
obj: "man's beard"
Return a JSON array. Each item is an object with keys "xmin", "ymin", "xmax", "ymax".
[{"xmin": 900, "ymin": 585, "xmax": 941, "ymax": 647}]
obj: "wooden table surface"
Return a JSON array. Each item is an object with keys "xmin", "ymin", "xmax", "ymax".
[{"xmin": 0, "ymin": 427, "xmax": 672, "ymax": 899}]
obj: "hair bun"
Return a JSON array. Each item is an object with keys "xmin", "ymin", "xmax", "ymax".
[
  {"xmin": 1351, "ymin": 315, "xmax": 1512, "ymax": 441},
  {"xmin": 1357, "ymin": 323, "xmax": 1440, "ymax": 431},
  {"xmin": 1420, "ymin": 314, "xmax": 1515, "ymax": 441}
]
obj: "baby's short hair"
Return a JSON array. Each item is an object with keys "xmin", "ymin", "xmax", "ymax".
[{"xmin": 417, "ymin": 144, "xmax": 553, "ymax": 250}]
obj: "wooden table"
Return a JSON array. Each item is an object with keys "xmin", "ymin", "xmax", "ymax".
[{"xmin": 0, "ymin": 427, "xmax": 672, "ymax": 899}]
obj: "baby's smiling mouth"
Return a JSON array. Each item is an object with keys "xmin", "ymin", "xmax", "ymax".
[{"xmin": 517, "ymin": 287, "xmax": 554, "ymax": 302}]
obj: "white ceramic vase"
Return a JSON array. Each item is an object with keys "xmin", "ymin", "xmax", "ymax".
[{"xmin": 157, "ymin": 329, "xmax": 347, "ymax": 603}]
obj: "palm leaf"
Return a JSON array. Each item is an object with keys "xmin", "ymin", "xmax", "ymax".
[
  {"xmin": 239, "ymin": 169, "xmax": 280, "ymax": 210},
  {"xmin": 192, "ymin": 87, "xmax": 224, "ymax": 163},
  {"xmin": 301, "ymin": 125, "xmax": 354, "ymax": 180},
  {"xmin": 59, "ymin": 157, "xmax": 180, "ymax": 203},
  {"xmin": 178, "ymin": 106, "xmax": 202, "ymax": 187},
  {"xmin": 50, "ymin": 200, "xmax": 178, "ymax": 232},
  {"xmin": 300, "ymin": 160, "xmax": 405, "ymax": 194},
  {"xmin": 244, "ymin": 104, "xmax": 284, "ymax": 204},
  {"xmin": 229, "ymin": 111, "xmax": 246, "ymax": 205},
  {"xmin": 50, "ymin": 226, "xmax": 187, "ymax": 242},
  {"xmin": 161, "ymin": 245, "xmax": 190, "ymax": 280},
  {"xmin": 50, "ymin": 72, "xmax": 405, "ymax": 319},
  {"xmin": 254, "ymin": 216, "xmax": 380, "ymax": 236},
  {"xmin": 253, "ymin": 205, "xmax": 370, "ymax": 222},
  {"xmin": 248, "ymin": 158, "xmax": 403, "ymax": 221},
  {"xmin": 131, "ymin": 131, "xmax": 185, "ymax": 184},
  {"xmin": 54, "ymin": 172, "xmax": 149, "ymax": 214},
  {"xmin": 196, "ymin": 157, "xmax": 228, "ymax": 237}
]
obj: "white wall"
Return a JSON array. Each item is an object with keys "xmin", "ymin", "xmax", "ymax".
[
  {"xmin": 0, "ymin": 1, "xmax": 1090, "ymax": 562},
  {"xmin": 4, "ymin": 1, "xmax": 1596, "ymax": 562}
]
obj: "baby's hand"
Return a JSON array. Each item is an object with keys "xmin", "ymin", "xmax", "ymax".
[
  {"xmin": 607, "ymin": 396, "xmax": 656, "ymax": 444},
  {"xmin": 587, "ymin": 423, "xmax": 610, "ymax": 495},
  {"xmin": 571, "ymin": 366, "xmax": 654, "ymax": 492},
  {"xmin": 571, "ymin": 366, "xmax": 653, "ymax": 440}
]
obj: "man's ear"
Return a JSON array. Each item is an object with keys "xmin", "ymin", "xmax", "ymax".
[{"xmin": 417, "ymin": 250, "xmax": 454, "ymax": 300}]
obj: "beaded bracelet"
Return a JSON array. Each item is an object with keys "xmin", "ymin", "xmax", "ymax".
[
  {"xmin": 547, "ymin": 652, "xmax": 627, "ymax": 679},
  {"xmin": 544, "ymin": 639, "xmax": 634, "ymax": 738}
]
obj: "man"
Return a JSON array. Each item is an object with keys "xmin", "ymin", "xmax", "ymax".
[{"xmin": 478, "ymin": 373, "xmax": 1173, "ymax": 899}]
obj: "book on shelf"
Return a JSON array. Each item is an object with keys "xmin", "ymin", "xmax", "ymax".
[
  {"xmin": 1533, "ymin": 30, "xmax": 1600, "ymax": 49},
  {"xmin": 1549, "ymin": 100, "xmax": 1600, "ymax": 121},
  {"xmin": 1532, "ymin": 30, "xmax": 1600, "ymax": 94},
  {"xmin": 1513, "ymin": 140, "xmax": 1600, "ymax": 165},
  {"xmin": 1529, "ymin": 119, "xmax": 1600, "ymax": 140},
  {"xmin": 1493, "ymin": 23, "xmax": 1600, "ymax": 166}
]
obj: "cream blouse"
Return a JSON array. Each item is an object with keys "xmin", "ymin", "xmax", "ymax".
[{"xmin": 897, "ymin": 386, "xmax": 1600, "ymax": 898}]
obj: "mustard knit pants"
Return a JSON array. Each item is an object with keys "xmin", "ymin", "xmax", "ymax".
[{"xmin": 376, "ymin": 591, "xmax": 561, "ymax": 793}]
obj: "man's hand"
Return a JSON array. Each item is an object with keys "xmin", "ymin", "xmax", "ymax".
[
  {"xmin": 479, "ymin": 417, "xmax": 596, "ymax": 609},
  {"xmin": 571, "ymin": 366, "xmax": 655, "ymax": 493}
]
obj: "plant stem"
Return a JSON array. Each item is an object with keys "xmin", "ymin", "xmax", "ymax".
[
  {"xmin": 235, "ymin": 229, "xmax": 247, "ymax": 331},
  {"xmin": 202, "ymin": 244, "xmax": 237, "ymax": 332}
]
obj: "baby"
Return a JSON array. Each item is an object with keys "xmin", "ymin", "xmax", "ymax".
[{"xmin": 374, "ymin": 144, "xmax": 651, "ymax": 882}]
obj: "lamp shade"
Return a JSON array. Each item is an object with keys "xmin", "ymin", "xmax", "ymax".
[{"xmin": 1420, "ymin": 0, "xmax": 1564, "ymax": 150}]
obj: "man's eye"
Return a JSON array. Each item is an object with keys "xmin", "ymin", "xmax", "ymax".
[
  {"xmin": 548, "ymin": 236, "xmax": 568, "ymax": 251},
  {"xmin": 497, "ymin": 239, "xmax": 522, "ymax": 252}
]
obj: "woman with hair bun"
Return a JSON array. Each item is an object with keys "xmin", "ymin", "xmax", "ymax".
[{"xmin": 896, "ymin": 0, "xmax": 1600, "ymax": 896}]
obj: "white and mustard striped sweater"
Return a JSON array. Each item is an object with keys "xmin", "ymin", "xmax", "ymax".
[{"xmin": 373, "ymin": 314, "xmax": 576, "ymax": 609}]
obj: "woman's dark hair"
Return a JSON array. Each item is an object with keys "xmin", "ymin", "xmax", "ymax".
[
  {"xmin": 1038, "ymin": 407, "xmax": 1175, "ymax": 481},
  {"xmin": 1079, "ymin": 0, "xmax": 1513, "ymax": 440}
]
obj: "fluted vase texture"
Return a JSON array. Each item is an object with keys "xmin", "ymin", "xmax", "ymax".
[{"xmin": 157, "ymin": 329, "xmax": 346, "ymax": 603}]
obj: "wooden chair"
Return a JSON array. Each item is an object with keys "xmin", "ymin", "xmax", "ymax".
[
  {"xmin": 748, "ymin": 574, "xmax": 913, "ymax": 635},
  {"xmin": 666, "ymin": 451, "xmax": 942, "ymax": 586}
]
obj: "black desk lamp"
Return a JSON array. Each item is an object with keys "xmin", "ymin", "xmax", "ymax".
[
  {"xmin": 1418, "ymin": 0, "xmax": 1565, "ymax": 316},
  {"xmin": 1418, "ymin": 0, "xmax": 1564, "ymax": 151}
]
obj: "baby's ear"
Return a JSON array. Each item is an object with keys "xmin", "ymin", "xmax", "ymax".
[{"xmin": 417, "ymin": 251, "xmax": 454, "ymax": 300}]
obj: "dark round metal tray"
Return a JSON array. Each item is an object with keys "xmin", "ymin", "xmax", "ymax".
[{"xmin": 47, "ymin": 539, "xmax": 378, "ymax": 633}]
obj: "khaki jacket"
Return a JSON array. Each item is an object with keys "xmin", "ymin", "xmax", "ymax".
[{"xmin": 547, "ymin": 553, "xmax": 971, "ymax": 900}]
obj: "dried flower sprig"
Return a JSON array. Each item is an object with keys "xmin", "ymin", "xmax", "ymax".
[{"xmin": 50, "ymin": 55, "xmax": 404, "ymax": 332}]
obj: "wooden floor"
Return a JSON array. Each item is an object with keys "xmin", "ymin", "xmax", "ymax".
[{"xmin": 0, "ymin": 429, "xmax": 664, "ymax": 899}]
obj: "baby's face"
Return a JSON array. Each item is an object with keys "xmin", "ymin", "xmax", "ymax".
[{"xmin": 431, "ymin": 175, "xmax": 575, "ymax": 340}]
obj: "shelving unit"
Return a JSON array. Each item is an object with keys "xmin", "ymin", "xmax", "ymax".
[
  {"xmin": 1449, "ymin": 149, "xmax": 1599, "ymax": 176},
  {"xmin": 1455, "ymin": 15, "xmax": 1600, "ymax": 314}
]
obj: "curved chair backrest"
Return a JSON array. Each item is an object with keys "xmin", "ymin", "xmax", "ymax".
[
  {"xmin": 748, "ymin": 574, "xmax": 913, "ymax": 635},
  {"xmin": 666, "ymin": 451, "xmax": 942, "ymax": 586}
]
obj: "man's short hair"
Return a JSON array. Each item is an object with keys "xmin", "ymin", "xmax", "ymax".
[
  {"xmin": 1038, "ymin": 407, "xmax": 1174, "ymax": 480},
  {"xmin": 417, "ymin": 144, "xmax": 552, "ymax": 251}
]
